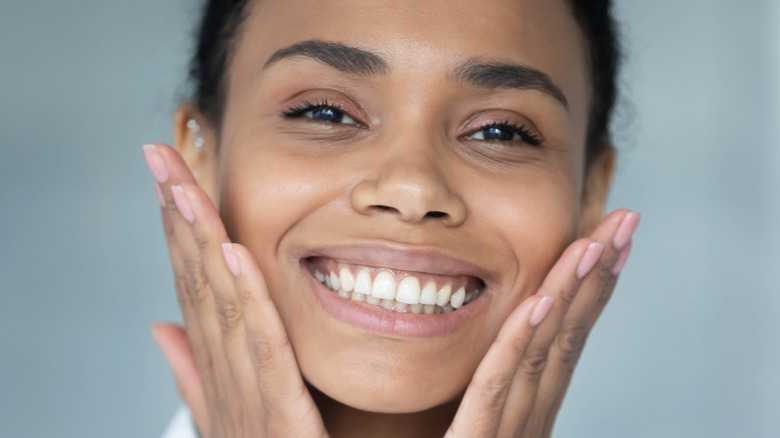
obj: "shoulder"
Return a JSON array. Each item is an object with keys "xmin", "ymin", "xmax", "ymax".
[{"xmin": 161, "ymin": 405, "xmax": 201, "ymax": 438}]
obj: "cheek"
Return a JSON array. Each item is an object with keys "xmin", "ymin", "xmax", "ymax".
[
  {"xmin": 218, "ymin": 146, "xmax": 333, "ymax": 257},
  {"xmin": 471, "ymin": 170, "xmax": 579, "ymax": 299}
]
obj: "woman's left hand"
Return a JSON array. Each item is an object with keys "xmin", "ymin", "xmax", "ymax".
[{"xmin": 445, "ymin": 209, "xmax": 639, "ymax": 438}]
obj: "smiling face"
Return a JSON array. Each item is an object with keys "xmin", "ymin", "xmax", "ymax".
[{"xmin": 180, "ymin": 0, "xmax": 611, "ymax": 414}]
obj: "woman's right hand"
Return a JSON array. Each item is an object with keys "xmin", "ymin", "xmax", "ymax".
[{"xmin": 144, "ymin": 143, "xmax": 328, "ymax": 438}]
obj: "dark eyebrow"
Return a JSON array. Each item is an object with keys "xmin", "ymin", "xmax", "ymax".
[
  {"xmin": 453, "ymin": 60, "xmax": 568, "ymax": 109},
  {"xmin": 264, "ymin": 40, "xmax": 389, "ymax": 75}
]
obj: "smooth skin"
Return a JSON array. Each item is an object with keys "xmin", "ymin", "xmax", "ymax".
[{"xmin": 148, "ymin": 0, "xmax": 640, "ymax": 436}]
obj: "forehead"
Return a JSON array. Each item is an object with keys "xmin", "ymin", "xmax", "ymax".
[{"xmin": 229, "ymin": 0, "xmax": 590, "ymax": 122}]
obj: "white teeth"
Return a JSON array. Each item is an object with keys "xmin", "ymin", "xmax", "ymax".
[
  {"xmin": 396, "ymin": 276, "xmax": 421, "ymax": 304},
  {"xmin": 315, "ymin": 265, "xmax": 481, "ymax": 314},
  {"xmin": 354, "ymin": 269, "xmax": 372, "ymax": 295},
  {"xmin": 419, "ymin": 281, "xmax": 437, "ymax": 305},
  {"xmin": 339, "ymin": 268, "xmax": 354, "ymax": 292},
  {"xmin": 329, "ymin": 271, "xmax": 341, "ymax": 291},
  {"xmin": 371, "ymin": 271, "xmax": 396, "ymax": 299},
  {"xmin": 450, "ymin": 287, "xmax": 466, "ymax": 309},
  {"xmin": 436, "ymin": 285, "xmax": 452, "ymax": 307}
]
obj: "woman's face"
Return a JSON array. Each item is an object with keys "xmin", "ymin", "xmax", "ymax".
[{"xmin": 188, "ymin": 0, "xmax": 605, "ymax": 413}]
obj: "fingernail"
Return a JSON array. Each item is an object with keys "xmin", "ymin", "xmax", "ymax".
[
  {"xmin": 222, "ymin": 243, "xmax": 241, "ymax": 276},
  {"xmin": 171, "ymin": 185, "xmax": 195, "ymax": 223},
  {"xmin": 154, "ymin": 182, "xmax": 165, "ymax": 207},
  {"xmin": 529, "ymin": 296, "xmax": 554, "ymax": 327},
  {"xmin": 143, "ymin": 144, "xmax": 169, "ymax": 183},
  {"xmin": 613, "ymin": 211, "xmax": 641, "ymax": 250},
  {"xmin": 576, "ymin": 242, "xmax": 604, "ymax": 279},
  {"xmin": 612, "ymin": 240, "xmax": 632, "ymax": 274}
]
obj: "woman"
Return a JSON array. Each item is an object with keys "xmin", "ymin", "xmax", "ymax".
[{"xmin": 145, "ymin": 0, "xmax": 640, "ymax": 436}]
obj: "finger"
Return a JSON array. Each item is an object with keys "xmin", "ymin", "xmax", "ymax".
[
  {"xmin": 497, "ymin": 237, "xmax": 603, "ymax": 436},
  {"xmin": 175, "ymin": 182, "xmax": 263, "ymax": 405},
  {"xmin": 144, "ymin": 143, "xmax": 236, "ymax": 421},
  {"xmin": 446, "ymin": 295, "xmax": 545, "ymax": 438},
  {"xmin": 526, "ymin": 211, "xmax": 639, "ymax": 433},
  {"xmin": 145, "ymin": 144, "xmax": 218, "ymax": 410},
  {"xmin": 152, "ymin": 322, "xmax": 211, "ymax": 437},
  {"xmin": 228, "ymin": 243, "xmax": 324, "ymax": 428}
]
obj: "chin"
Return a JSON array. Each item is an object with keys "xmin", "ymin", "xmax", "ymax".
[{"xmin": 302, "ymin": 356, "xmax": 472, "ymax": 414}]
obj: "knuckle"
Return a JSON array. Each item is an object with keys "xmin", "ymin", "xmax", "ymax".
[
  {"xmin": 249, "ymin": 334, "xmax": 290, "ymax": 367},
  {"xmin": 519, "ymin": 350, "xmax": 549, "ymax": 381},
  {"xmin": 554, "ymin": 326, "xmax": 588, "ymax": 370},
  {"xmin": 475, "ymin": 375, "xmax": 513, "ymax": 411},
  {"xmin": 164, "ymin": 198, "xmax": 180, "ymax": 215},
  {"xmin": 193, "ymin": 231, "xmax": 210, "ymax": 253},
  {"xmin": 174, "ymin": 274, "xmax": 190, "ymax": 303},
  {"xmin": 184, "ymin": 267, "xmax": 212, "ymax": 304},
  {"xmin": 216, "ymin": 298, "xmax": 243, "ymax": 334},
  {"xmin": 558, "ymin": 284, "xmax": 577, "ymax": 307}
]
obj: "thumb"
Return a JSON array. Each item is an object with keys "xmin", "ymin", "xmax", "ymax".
[{"xmin": 152, "ymin": 322, "xmax": 210, "ymax": 437}]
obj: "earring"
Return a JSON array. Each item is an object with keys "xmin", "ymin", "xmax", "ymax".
[{"xmin": 187, "ymin": 119, "xmax": 205, "ymax": 152}]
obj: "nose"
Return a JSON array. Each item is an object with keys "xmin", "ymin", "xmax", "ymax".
[{"xmin": 350, "ymin": 145, "xmax": 467, "ymax": 226}]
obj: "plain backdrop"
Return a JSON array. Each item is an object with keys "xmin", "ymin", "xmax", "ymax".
[{"xmin": 1, "ymin": 1, "xmax": 778, "ymax": 437}]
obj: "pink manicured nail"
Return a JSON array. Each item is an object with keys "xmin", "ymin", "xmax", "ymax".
[
  {"xmin": 612, "ymin": 240, "xmax": 632, "ymax": 274},
  {"xmin": 613, "ymin": 212, "xmax": 641, "ymax": 250},
  {"xmin": 171, "ymin": 185, "xmax": 195, "ymax": 223},
  {"xmin": 576, "ymin": 242, "xmax": 604, "ymax": 279},
  {"xmin": 154, "ymin": 183, "xmax": 165, "ymax": 207},
  {"xmin": 222, "ymin": 243, "xmax": 241, "ymax": 276},
  {"xmin": 529, "ymin": 296, "xmax": 554, "ymax": 327},
  {"xmin": 142, "ymin": 144, "xmax": 169, "ymax": 183}
]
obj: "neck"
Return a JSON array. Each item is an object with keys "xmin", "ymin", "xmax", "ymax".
[{"xmin": 310, "ymin": 385, "xmax": 460, "ymax": 438}]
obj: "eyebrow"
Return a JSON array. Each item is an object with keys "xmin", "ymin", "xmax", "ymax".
[
  {"xmin": 264, "ymin": 40, "xmax": 389, "ymax": 75},
  {"xmin": 453, "ymin": 60, "xmax": 568, "ymax": 109},
  {"xmin": 264, "ymin": 40, "xmax": 567, "ymax": 109}
]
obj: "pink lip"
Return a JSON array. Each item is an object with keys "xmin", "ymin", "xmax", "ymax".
[
  {"xmin": 297, "ymin": 243, "xmax": 495, "ymax": 338},
  {"xmin": 298, "ymin": 243, "xmax": 497, "ymax": 284}
]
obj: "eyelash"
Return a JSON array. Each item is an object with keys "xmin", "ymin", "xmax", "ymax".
[
  {"xmin": 470, "ymin": 120, "xmax": 543, "ymax": 146},
  {"xmin": 282, "ymin": 99, "xmax": 353, "ymax": 121},
  {"xmin": 282, "ymin": 101, "xmax": 543, "ymax": 146}
]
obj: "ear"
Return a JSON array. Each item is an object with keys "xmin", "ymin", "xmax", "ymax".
[
  {"xmin": 579, "ymin": 145, "xmax": 616, "ymax": 237},
  {"xmin": 173, "ymin": 102, "xmax": 220, "ymax": 204}
]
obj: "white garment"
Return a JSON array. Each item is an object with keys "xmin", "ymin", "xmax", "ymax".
[{"xmin": 162, "ymin": 406, "xmax": 199, "ymax": 438}]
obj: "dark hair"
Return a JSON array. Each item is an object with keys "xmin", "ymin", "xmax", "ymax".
[{"xmin": 189, "ymin": 0, "xmax": 620, "ymax": 162}]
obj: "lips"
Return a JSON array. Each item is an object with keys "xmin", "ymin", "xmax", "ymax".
[{"xmin": 296, "ymin": 244, "xmax": 493, "ymax": 337}]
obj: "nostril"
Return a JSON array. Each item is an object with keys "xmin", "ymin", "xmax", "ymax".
[{"xmin": 425, "ymin": 211, "xmax": 447, "ymax": 219}]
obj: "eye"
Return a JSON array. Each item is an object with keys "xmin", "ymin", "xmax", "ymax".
[
  {"xmin": 283, "ymin": 100, "xmax": 358, "ymax": 126},
  {"xmin": 467, "ymin": 122, "xmax": 542, "ymax": 146}
]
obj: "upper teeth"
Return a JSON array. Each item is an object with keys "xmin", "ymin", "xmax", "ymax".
[{"xmin": 313, "ymin": 266, "xmax": 480, "ymax": 313}]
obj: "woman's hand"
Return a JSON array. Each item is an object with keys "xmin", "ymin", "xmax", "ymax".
[
  {"xmin": 446, "ymin": 210, "xmax": 639, "ymax": 438},
  {"xmin": 144, "ymin": 143, "xmax": 328, "ymax": 438}
]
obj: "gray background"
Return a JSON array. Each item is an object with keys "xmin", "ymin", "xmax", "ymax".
[{"xmin": 1, "ymin": 1, "xmax": 778, "ymax": 437}]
